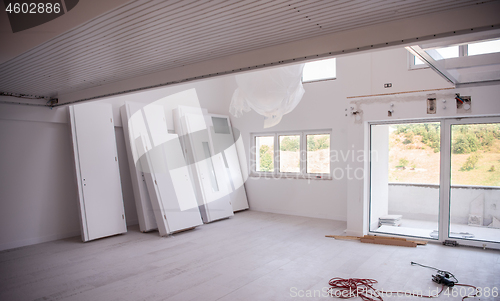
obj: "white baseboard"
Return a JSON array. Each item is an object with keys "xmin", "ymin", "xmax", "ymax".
[{"xmin": 248, "ymin": 206, "xmax": 347, "ymax": 222}]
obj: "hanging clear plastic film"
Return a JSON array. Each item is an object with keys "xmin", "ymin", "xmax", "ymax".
[{"xmin": 229, "ymin": 64, "xmax": 305, "ymax": 128}]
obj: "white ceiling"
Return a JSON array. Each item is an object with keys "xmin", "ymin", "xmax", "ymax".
[
  {"xmin": 0, "ymin": 0, "xmax": 129, "ymax": 64},
  {"xmin": 0, "ymin": 0, "xmax": 498, "ymax": 99}
]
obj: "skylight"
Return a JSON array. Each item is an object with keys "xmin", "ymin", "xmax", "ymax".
[
  {"xmin": 468, "ymin": 38, "xmax": 500, "ymax": 56},
  {"xmin": 302, "ymin": 58, "xmax": 336, "ymax": 83},
  {"xmin": 434, "ymin": 45, "xmax": 459, "ymax": 59},
  {"xmin": 409, "ymin": 37, "xmax": 500, "ymax": 70}
]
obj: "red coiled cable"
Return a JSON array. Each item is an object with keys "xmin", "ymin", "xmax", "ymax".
[
  {"xmin": 328, "ymin": 278, "xmax": 383, "ymax": 301},
  {"xmin": 328, "ymin": 277, "xmax": 445, "ymax": 301}
]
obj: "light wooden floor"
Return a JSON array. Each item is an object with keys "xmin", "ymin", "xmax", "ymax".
[{"xmin": 1, "ymin": 211, "xmax": 499, "ymax": 301}]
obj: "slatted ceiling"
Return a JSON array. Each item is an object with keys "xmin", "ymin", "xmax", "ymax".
[
  {"xmin": 0, "ymin": 0, "xmax": 480, "ymax": 95},
  {"xmin": 0, "ymin": 0, "xmax": 490, "ymax": 97},
  {"xmin": 0, "ymin": 0, "xmax": 476, "ymax": 71},
  {"xmin": 0, "ymin": 0, "xmax": 476, "ymax": 88}
]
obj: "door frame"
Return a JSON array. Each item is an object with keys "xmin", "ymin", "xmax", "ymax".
[
  {"xmin": 441, "ymin": 116, "xmax": 500, "ymax": 249},
  {"xmin": 367, "ymin": 116, "xmax": 500, "ymax": 250}
]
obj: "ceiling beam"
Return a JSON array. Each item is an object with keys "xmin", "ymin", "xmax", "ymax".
[
  {"xmin": 45, "ymin": 1, "xmax": 500, "ymax": 105},
  {"xmin": 406, "ymin": 45, "xmax": 458, "ymax": 85}
]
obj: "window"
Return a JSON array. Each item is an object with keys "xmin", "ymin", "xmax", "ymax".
[
  {"xmin": 251, "ymin": 131, "xmax": 331, "ymax": 179},
  {"xmin": 468, "ymin": 38, "xmax": 500, "ymax": 56},
  {"xmin": 409, "ymin": 38, "xmax": 500, "ymax": 70},
  {"xmin": 409, "ymin": 53, "xmax": 428, "ymax": 70},
  {"xmin": 279, "ymin": 135, "xmax": 300, "ymax": 173},
  {"xmin": 255, "ymin": 136, "xmax": 274, "ymax": 172},
  {"xmin": 414, "ymin": 56, "xmax": 425, "ymax": 65},
  {"xmin": 433, "ymin": 45, "xmax": 459, "ymax": 59},
  {"xmin": 306, "ymin": 134, "xmax": 330, "ymax": 174},
  {"xmin": 302, "ymin": 58, "xmax": 336, "ymax": 83},
  {"xmin": 409, "ymin": 45, "xmax": 459, "ymax": 69}
]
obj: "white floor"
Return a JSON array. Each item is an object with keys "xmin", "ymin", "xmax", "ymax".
[{"xmin": 1, "ymin": 211, "xmax": 499, "ymax": 301}]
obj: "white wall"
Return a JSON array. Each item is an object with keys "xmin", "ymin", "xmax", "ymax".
[
  {"xmin": 228, "ymin": 76, "xmax": 349, "ymax": 221},
  {"xmin": 343, "ymin": 48, "xmax": 500, "ymax": 236},
  {"xmin": 0, "ymin": 76, "xmax": 234, "ymax": 251},
  {"xmin": 228, "ymin": 47, "xmax": 500, "ymax": 233},
  {"xmin": 2, "ymin": 45, "xmax": 500, "ymax": 250},
  {"xmin": 0, "ymin": 118, "xmax": 80, "ymax": 251},
  {"xmin": 99, "ymin": 76, "xmax": 235, "ymax": 129},
  {"xmin": 0, "ymin": 107, "xmax": 141, "ymax": 251},
  {"xmin": 229, "ymin": 47, "xmax": 458, "ymax": 223}
]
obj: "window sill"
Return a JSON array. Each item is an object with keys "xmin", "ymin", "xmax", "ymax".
[
  {"xmin": 250, "ymin": 173, "xmax": 332, "ymax": 180},
  {"xmin": 302, "ymin": 77, "xmax": 336, "ymax": 84},
  {"xmin": 408, "ymin": 65, "xmax": 429, "ymax": 71}
]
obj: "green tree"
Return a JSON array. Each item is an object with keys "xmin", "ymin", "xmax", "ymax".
[
  {"xmin": 307, "ymin": 135, "xmax": 329, "ymax": 151},
  {"xmin": 280, "ymin": 136, "xmax": 299, "ymax": 151},
  {"xmin": 393, "ymin": 123, "xmax": 440, "ymax": 150},
  {"xmin": 259, "ymin": 145, "xmax": 273, "ymax": 171},
  {"xmin": 460, "ymin": 153, "xmax": 480, "ymax": 171},
  {"xmin": 453, "ymin": 133, "xmax": 479, "ymax": 154}
]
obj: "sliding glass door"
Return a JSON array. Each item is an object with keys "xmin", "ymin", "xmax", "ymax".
[
  {"xmin": 370, "ymin": 117, "xmax": 500, "ymax": 249},
  {"xmin": 445, "ymin": 118, "xmax": 500, "ymax": 247},
  {"xmin": 370, "ymin": 122, "xmax": 441, "ymax": 239}
]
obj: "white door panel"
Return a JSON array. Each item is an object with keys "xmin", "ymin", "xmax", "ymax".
[
  {"xmin": 206, "ymin": 114, "xmax": 249, "ymax": 212},
  {"xmin": 140, "ymin": 106, "xmax": 203, "ymax": 235},
  {"xmin": 69, "ymin": 103, "xmax": 127, "ymax": 242},
  {"xmin": 120, "ymin": 103, "xmax": 157, "ymax": 232},
  {"xmin": 179, "ymin": 112, "xmax": 234, "ymax": 223}
]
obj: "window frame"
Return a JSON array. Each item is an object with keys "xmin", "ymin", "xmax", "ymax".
[
  {"xmin": 277, "ymin": 133, "xmax": 302, "ymax": 176},
  {"xmin": 251, "ymin": 130, "xmax": 332, "ymax": 180},
  {"xmin": 252, "ymin": 133, "xmax": 277, "ymax": 175},
  {"xmin": 367, "ymin": 116, "xmax": 500, "ymax": 249},
  {"xmin": 408, "ymin": 37, "xmax": 500, "ymax": 70},
  {"xmin": 408, "ymin": 51, "xmax": 429, "ymax": 70},
  {"xmin": 305, "ymin": 131, "xmax": 332, "ymax": 177}
]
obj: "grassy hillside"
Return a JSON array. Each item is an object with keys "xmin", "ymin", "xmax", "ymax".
[{"xmin": 388, "ymin": 124, "xmax": 500, "ymax": 187}]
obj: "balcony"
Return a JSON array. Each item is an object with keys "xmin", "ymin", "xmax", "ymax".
[{"xmin": 373, "ymin": 183, "xmax": 500, "ymax": 242}]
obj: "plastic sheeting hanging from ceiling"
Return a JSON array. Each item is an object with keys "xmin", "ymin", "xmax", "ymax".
[{"xmin": 229, "ymin": 64, "xmax": 305, "ymax": 128}]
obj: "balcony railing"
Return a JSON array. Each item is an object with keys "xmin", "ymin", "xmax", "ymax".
[{"xmin": 388, "ymin": 183, "xmax": 500, "ymax": 226}]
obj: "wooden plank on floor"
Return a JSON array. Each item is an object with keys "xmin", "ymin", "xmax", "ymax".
[
  {"xmin": 325, "ymin": 235, "xmax": 360, "ymax": 240},
  {"xmin": 364, "ymin": 235, "xmax": 427, "ymax": 245},
  {"xmin": 360, "ymin": 237, "xmax": 417, "ymax": 247},
  {"xmin": 364, "ymin": 235, "xmax": 406, "ymax": 241},
  {"xmin": 409, "ymin": 240, "xmax": 427, "ymax": 245}
]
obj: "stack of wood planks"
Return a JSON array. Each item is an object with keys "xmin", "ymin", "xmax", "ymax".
[{"xmin": 325, "ymin": 235, "xmax": 427, "ymax": 247}]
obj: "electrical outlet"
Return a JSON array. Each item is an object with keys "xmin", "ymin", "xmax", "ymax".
[
  {"xmin": 384, "ymin": 83, "xmax": 392, "ymax": 88},
  {"xmin": 427, "ymin": 98, "xmax": 436, "ymax": 114},
  {"xmin": 456, "ymin": 94, "xmax": 471, "ymax": 113}
]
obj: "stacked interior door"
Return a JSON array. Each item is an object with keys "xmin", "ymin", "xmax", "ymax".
[
  {"xmin": 122, "ymin": 102, "xmax": 202, "ymax": 236},
  {"xmin": 120, "ymin": 102, "xmax": 157, "ymax": 232},
  {"xmin": 69, "ymin": 103, "xmax": 127, "ymax": 242},
  {"xmin": 173, "ymin": 106, "xmax": 234, "ymax": 223},
  {"xmin": 205, "ymin": 113, "xmax": 249, "ymax": 212}
]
